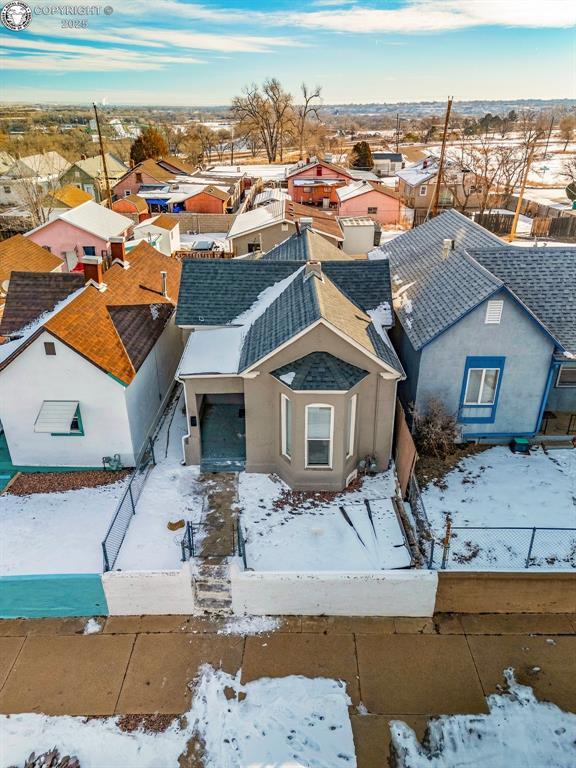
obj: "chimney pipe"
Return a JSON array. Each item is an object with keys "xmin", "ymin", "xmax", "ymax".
[
  {"xmin": 299, "ymin": 216, "xmax": 313, "ymax": 231},
  {"xmin": 441, "ymin": 238, "xmax": 452, "ymax": 259},
  {"xmin": 304, "ymin": 260, "xmax": 323, "ymax": 281},
  {"xmin": 82, "ymin": 254, "xmax": 104, "ymax": 286},
  {"xmin": 110, "ymin": 236, "xmax": 126, "ymax": 265},
  {"xmin": 161, "ymin": 270, "xmax": 168, "ymax": 298}
]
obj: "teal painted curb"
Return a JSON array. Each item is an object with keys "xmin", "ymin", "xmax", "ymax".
[{"xmin": 0, "ymin": 574, "xmax": 109, "ymax": 618}]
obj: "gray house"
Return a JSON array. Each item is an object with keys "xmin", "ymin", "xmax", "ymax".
[{"xmin": 377, "ymin": 210, "xmax": 575, "ymax": 441}]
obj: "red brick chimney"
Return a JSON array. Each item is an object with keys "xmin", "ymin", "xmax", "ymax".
[
  {"xmin": 82, "ymin": 254, "xmax": 104, "ymax": 285},
  {"xmin": 110, "ymin": 237, "xmax": 126, "ymax": 265}
]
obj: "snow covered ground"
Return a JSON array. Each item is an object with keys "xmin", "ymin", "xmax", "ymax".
[
  {"xmin": 0, "ymin": 477, "xmax": 128, "ymax": 575},
  {"xmin": 238, "ymin": 470, "xmax": 412, "ymax": 572},
  {"xmin": 0, "ymin": 667, "xmax": 356, "ymax": 768},
  {"xmin": 423, "ymin": 447, "xmax": 576, "ymax": 570},
  {"xmin": 391, "ymin": 670, "xmax": 576, "ymax": 768},
  {"xmin": 114, "ymin": 393, "xmax": 204, "ymax": 571}
]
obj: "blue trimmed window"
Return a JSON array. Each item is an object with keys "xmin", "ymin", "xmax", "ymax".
[{"xmin": 458, "ymin": 356, "xmax": 505, "ymax": 424}]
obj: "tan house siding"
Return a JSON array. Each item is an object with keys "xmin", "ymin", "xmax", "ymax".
[
  {"xmin": 230, "ymin": 222, "xmax": 340, "ymax": 258},
  {"xmin": 181, "ymin": 322, "xmax": 398, "ymax": 491}
]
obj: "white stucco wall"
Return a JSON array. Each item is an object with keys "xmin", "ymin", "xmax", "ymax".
[
  {"xmin": 230, "ymin": 565, "xmax": 438, "ymax": 617},
  {"xmin": 0, "ymin": 331, "xmax": 133, "ymax": 467},
  {"xmin": 102, "ymin": 564, "xmax": 197, "ymax": 615},
  {"xmin": 124, "ymin": 316, "xmax": 183, "ymax": 458}
]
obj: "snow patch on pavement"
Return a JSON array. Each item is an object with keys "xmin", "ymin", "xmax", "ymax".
[
  {"xmin": 217, "ymin": 615, "xmax": 281, "ymax": 635},
  {"xmin": 82, "ymin": 618, "xmax": 103, "ymax": 635},
  {"xmin": 391, "ymin": 669, "xmax": 576, "ymax": 768}
]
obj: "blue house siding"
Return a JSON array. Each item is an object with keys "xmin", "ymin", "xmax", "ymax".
[
  {"xmin": 389, "ymin": 321, "xmax": 421, "ymax": 413},
  {"xmin": 415, "ymin": 291, "xmax": 555, "ymax": 438},
  {"xmin": 546, "ymin": 362, "xmax": 576, "ymax": 412}
]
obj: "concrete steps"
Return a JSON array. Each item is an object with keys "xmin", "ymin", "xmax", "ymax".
[{"xmin": 194, "ymin": 563, "xmax": 232, "ymax": 615}]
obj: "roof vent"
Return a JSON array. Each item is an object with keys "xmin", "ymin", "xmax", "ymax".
[
  {"xmin": 441, "ymin": 239, "xmax": 453, "ymax": 259},
  {"xmin": 304, "ymin": 260, "xmax": 323, "ymax": 282}
]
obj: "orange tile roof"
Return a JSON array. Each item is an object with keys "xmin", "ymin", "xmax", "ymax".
[
  {"xmin": 45, "ymin": 241, "xmax": 181, "ymax": 385},
  {"xmin": 150, "ymin": 213, "xmax": 178, "ymax": 231},
  {"xmin": 52, "ymin": 184, "xmax": 93, "ymax": 208},
  {"xmin": 0, "ymin": 235, "xmax": 64, "ymax": 283},
  {"xmin": 112, "ymin": 194, "xmax": 148, "ymax": 213}
]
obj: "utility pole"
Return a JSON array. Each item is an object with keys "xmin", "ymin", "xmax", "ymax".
[
  {"xmin": 395, "ymin": 112, "xmax": 400, "ymax": 153},
  {"xmin": 93, "ymin": 102, "xmax": 113, "ymax": 209},
  {"xmin": 507, "ymin": 143, "xmax": 536, "ymax": 242},
  {"xmin": 430, "ymin": 96, "xmax": 453, "ymax": 218}
]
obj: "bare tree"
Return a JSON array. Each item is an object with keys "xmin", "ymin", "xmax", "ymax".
[
  {"xmin": 214, "ymin": 129, "xmax": 232, "ymax": 162},
  {"xmin": 231, "ymin": 79, "xmax": 293, "ymax": 163},
  {"xmin": 295, "ymin": 83, "xmax": 322, "ymax": 160},
  {"xmin": 559, "ymin": 114, "xmax": 576, "ymax": 151}
]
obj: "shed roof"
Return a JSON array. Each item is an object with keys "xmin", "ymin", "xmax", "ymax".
[{"xmin": 0, "ymin": 234, "xmax": 64, "ymax": 284}]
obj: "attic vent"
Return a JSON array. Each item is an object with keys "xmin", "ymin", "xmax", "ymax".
[{"xmin": 485, "ymin": 300, "xmax": 503, "ymax": 325}]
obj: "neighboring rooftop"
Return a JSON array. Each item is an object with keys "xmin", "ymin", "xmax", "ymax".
[
  {"xmin": 227, "ymin": 199, "xmax": 343, "ymax": 243},
  {"xmin": 0, "ymin": 272, "xmax": 84, "ymax": 336},
  {"xmin": 262, "ymin": 228, "xmax": 352, "ymax": 262},
  {"xmin": 70, "ymin": 153, "xmax": 127, "ymax": 179},
  {"xmin": 373, "ymin": 152, "xmax": 403, "ymax": 162},
  {"xmin": 45, "ymin": 184, "xmax": 93, "ymax": 209},
  {"xmin": 6, "ymin": 151, "xmax": 69, "ymax": 179},
  {"xmin": 336, "ymin": 179, "xmax": 400, "ymax": 203},
  {"xmin": 0, "ymin": 234, "xmax": 64, "ymax": 284},
  {"xmin": 142, "ymin": 213, "xmax": 179, "ymax": 231},
  {"xmin": 396, "ymin": 155, "xmax": 440, "ymax": 186},
  {"xmin": 30, "ymin": 200, "xmax": 132, "ymax": 240}
]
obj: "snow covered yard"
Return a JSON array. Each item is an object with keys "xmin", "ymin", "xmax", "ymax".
[
  {"xmin": 391, "ymin": 670, "xmax": 576, "ymax": 768},
  {"xmin": 238, "ymin": 470, "xmax": 412, "ymax": 572},
  {"xmin": 0, "ymin": 666, "xmax": 356, "ymax": 768},
  {"xmin": 423, "ymin": 447, "xmax": 576, "ymax": 570},
  {"xmin": 0, "ymin": 477, "xmax": 128, "ymax": 575},
  {"xmin": 114, "ymin": 393, "xmax": 204, "ymax": 571}
]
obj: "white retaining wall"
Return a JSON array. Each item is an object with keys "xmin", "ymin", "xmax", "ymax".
[
  {"xmin": 230, "ymin": 565, "xmax": 438, "ymax": 617},
  {"xmin": 102, "ymin": 564, "xmax": 196, "ymax": 615}
]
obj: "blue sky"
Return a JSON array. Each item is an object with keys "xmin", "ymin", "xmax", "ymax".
[{"xmin": 1, "ymin": 0, "xmax": 575, "ymax": 105}]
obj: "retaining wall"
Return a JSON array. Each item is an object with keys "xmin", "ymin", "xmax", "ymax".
[
  {"xmin": 0, "ymin": 574, "xmax": 108, "ymax": 618},
  {"xmin": 230, "ymin": 565, "xmax": 438, "ymax": 617},
  {"xmin": 102, "ymin": 565, "xmax": 196, "ymax": 615},
  {"xmin": 435, "ymin": 571, "xmax": 576, "ymax": 614}
]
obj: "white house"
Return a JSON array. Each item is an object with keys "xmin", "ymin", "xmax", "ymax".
[
  {"xmin": 132, "ymin": 213, "xmax": 181, "ymax": 256},
  {"xmin": 0, "ymin": 242, "xmax": 182, "ymax": 469},
  {"xmin": 0, "ymin": 151, "xmax": 70, "ymax": 207},
  {"xmin": 372, "ymin": 151, "xmax": 404, "ymax": 177}
]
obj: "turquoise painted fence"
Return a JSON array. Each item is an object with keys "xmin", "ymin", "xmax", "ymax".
[{"xmin": 0, "ymin": 574, "xmax": 108, "ymax": 618}]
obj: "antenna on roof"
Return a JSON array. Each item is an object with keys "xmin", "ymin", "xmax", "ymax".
[{"xmin": 92, "ymin": 102, "xmax": 113, "ymax": 210}]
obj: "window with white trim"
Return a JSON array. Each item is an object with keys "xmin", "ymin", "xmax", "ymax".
[
  {"xmin": 419, "ymin": 185, "xmax": 427, "ymax": 196},
  {"xmin": 557, "ymin": 365, "xmax": 576, "ymax": 387},
  {"xmin": 464, "ymin": 368, "xmax": 500, "ymax": 405},
  {"xmin": 346, "ymin": 394, "xmax": 357, "ymax": 458},
  {"xmin": 305, "ymin": 404, "xmax": 333, "ymax": 468},
  {"xmin": 485, "ymin": 300, "xmax": 503, "ymax": 324},
  {"xmin": 281, "ymin": 394, "xmax": 292, "ymax": 459}
]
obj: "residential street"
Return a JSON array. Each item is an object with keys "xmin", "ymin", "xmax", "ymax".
[{"xmin": 1, "ymin": 613, "xmax": 575, "ymax": 767}]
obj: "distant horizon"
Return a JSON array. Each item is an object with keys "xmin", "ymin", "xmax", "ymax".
[{"xmin": 1, "ymin": 0, "xmax": 574, "ymax": 106}]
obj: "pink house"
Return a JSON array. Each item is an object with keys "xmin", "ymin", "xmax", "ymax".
[
  {"xmin": 336, "ymin": 180, "xmax": 406, "ymax": 225},
  {"xmin": 26, "ymin": 201, "xmax": 132, "ymax": 271},
  {"xmin": 286, "ymin": 160, "xmax": 355, "ymax": 207}
]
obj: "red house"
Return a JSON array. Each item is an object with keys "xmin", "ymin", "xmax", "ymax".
[{"xmin": 286, "ymin": 159, "xmax": 357, "ymax": 208}]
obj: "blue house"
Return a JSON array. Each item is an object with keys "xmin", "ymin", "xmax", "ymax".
[{"xmin": 375, "ymin": 210, "xmax": 575, "ymax": 441}]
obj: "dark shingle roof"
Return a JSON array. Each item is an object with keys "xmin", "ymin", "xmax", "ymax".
[
  {"xmin": 373, "ymin": 152, "xmax": 403, "ymax": 162},
  {"xmin": 272, "ymin": 351, "xmax": 368, "ymax": 390},
  {"xmin": 262, "ymin": 229, "xmax": 350, "ymax": 263},
  {"xmin": 109, "ymin": 303, "xmax": 174, "ymax": 371},
  {"xmin": 239, "ymin": 271, "xmax": 319, "ymax": 370},
  {"xmin": 0, "ymin": 272, "xmax": 85, "ymax": 336},
  {"xmin": 471, "ymin": 247, "xmax": 576, "ymax": 356},
  {"xmin": 175, "ymin": 260, "xmax": 299, "ymax": 326},
  {"xmin": 382, "ymin": 210, "xmax": 503, "ymax": 349},
  {"xmin": 323, "ymin": 261, "xmax": 393, "ymax": 320}
]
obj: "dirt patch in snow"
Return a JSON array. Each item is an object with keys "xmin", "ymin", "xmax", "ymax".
[
  {"xmin": 115, "ymin": 714, "xmax": 179, "ymax": 734},
  {"xmin": 271, "ymin": 473, "xmax": 364, "ymax": 511},
  {"xmin": 416, "ymin": 444, "xmax": 490, "ymax": 491},
  {"xmin": 5, "ymin": 469, "xmax": 132, "ymax": 496}
]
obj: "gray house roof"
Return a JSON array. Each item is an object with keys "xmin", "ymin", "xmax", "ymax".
[
  {"xmin": 272, "ymin": 351, "xmax": 368, "ymax": 390},
  {"xmin": 471, "ymin": 247, "xmax": 576, "ymax": 358},
  {"xmin": 177, "ymin": 258, "xmax": 404, "ymax": 378},
  {"xmin": 373, "ymin": 152, "xmax": 403, "ymax": 162},
  {"xmin": 383, "ymin": 211, "xmax": 503, "ymax": 350}
]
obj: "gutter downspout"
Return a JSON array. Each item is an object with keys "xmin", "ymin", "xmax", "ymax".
[{"xmin": 534, "ymin": 359, "xmax": 559, "ymax": 435}]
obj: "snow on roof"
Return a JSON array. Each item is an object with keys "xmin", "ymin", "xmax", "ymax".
[
  {"xmin": 207, "ymin": 164, "xmax": 292, "ymax": 181},
  {"xmin": 0, "ymin": 284, "xmax": 85, "ymax": 366},
  {"xmin": 44, "ymin": 201, "xmax": 131, "ymax": 240},
  {"xmin": 396, "ymin": 157, "xmax": 439, "ymax": 186},
  {"xmin": 254, "ymin": 188, "xmax": 290, "ymax": 206},
  {"xmin": 177, "ymin": 266, "xmax": 303, "ymax": 376},
  {"xmin": 227, "ymin": 200, "xmax": 285, "ymax": 239}
]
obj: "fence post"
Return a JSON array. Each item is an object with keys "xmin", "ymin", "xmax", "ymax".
[
  {"xmin": 525, "ymin": 527, "xmax": 537, "ymax": 568},
  {"xmin": 441, "ymin": 518, "xmax": 452, "ymax": 570},
  {"xmin": 102, "ymin": 541, "xmax": 109, "ymax": 572},
  {"xmin": 149, "ymin": 435, "xmax": 156, "ymax": 466},
  {"xmin": 428, "ymin": 539, "xmax": 435, "ymax": 569},
  {"xmin": 128, "ymin": 483, "xmax": 135, "ymax": 515}
]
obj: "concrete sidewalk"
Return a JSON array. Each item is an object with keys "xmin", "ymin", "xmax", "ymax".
[{"xmin": 1, "ymin": 613, "xmax": 575, "ymax": 767}]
